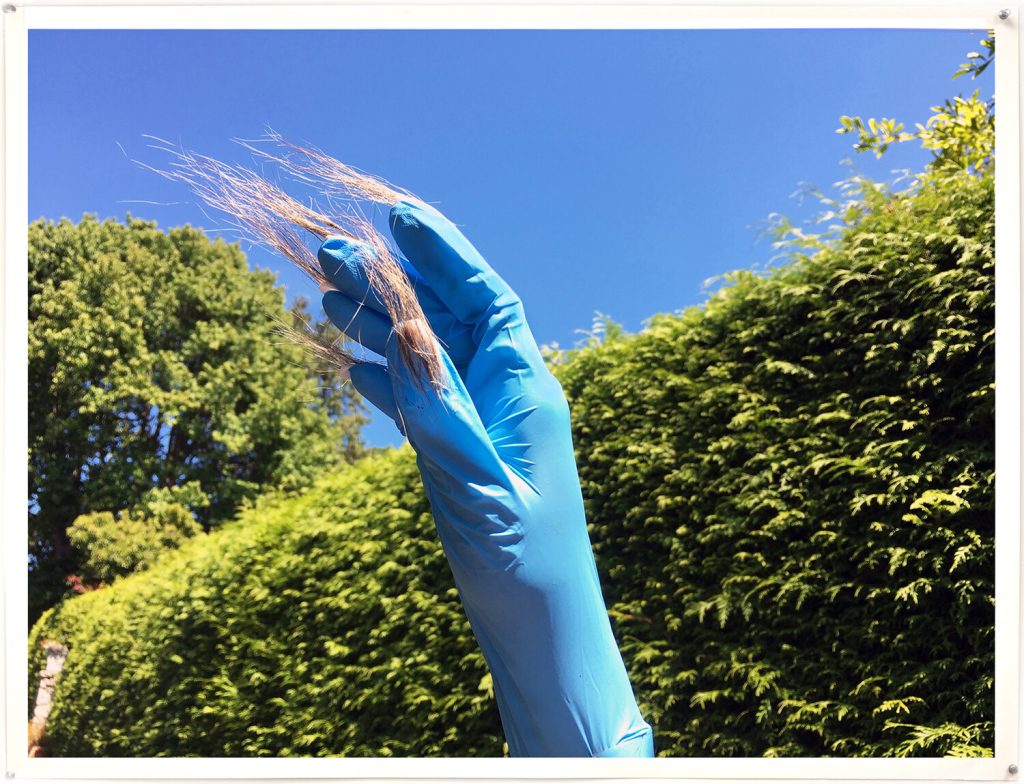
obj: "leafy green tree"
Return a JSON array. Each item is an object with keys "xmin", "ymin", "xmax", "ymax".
[
  {"xmin": 836, "ymin": 32, "xmax": 993, "ymax": 174},
  {"xmin": 67, "ymin": 483, "xmax": 206, "ymax": 586},
  {"xmin": 29, "ymin": 215, "xmax": 363, "ymax": 621}
]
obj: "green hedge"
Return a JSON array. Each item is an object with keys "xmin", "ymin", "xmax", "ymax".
[
  {"xmin": 557, "ymin": 171, "xmax": 994, "ymax": 757},
  {"xmin": 30, "ymin": 168, "xmax": 993, "ymax": 757},
  {"xmin": 30, "ymin": 451, "xmax": 504, "ymax": 756}
]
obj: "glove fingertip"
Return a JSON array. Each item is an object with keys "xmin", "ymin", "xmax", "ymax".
[
  {"xmin": 317, "ymin": 236, "xmax": 371, "ymax": 280},
  {"xmin": 389, "ymin": 198, "xmax": 451, "ymax": 238},
  {"xmin": 389, "ymin": 200, "xmax": 420, "ymax": 230}
]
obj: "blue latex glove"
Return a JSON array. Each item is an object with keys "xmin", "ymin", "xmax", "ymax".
[{"xmin": 318, "ymin": 199, "xmax": 654, "ymax": 758}]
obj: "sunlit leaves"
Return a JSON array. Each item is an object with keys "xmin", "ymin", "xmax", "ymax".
[
  {"xmin": 31, "ymin": 452, "xmax": 504, "ymax": 757},
  {"xmin": 556, "ymin": 96, "xmax": 993, "ymax": 756},
  {"xmin": 28, "ymin": 215, "xmax": 364, "ymax": 621}
]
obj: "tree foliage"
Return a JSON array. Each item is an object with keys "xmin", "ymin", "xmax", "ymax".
[
  {"xmin": 953, "ymin": 34, "xmax": 994, "ymax": 80},
  {"xmin": 836, "ymin": 33, "xmax": 994, "ymax": 175},
  {"xmin": 558, "ymin": 174, "xmax": 993, "ymax": 757},
  {"xmin": 29, "ymin": 216, "xmax": 364, "ymax": 620},
  {"xmin": 67, "ymin": 483, "xmax": 206, "ymax": 586}
]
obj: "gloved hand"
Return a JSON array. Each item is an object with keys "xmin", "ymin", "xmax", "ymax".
[{"xmin": 317, "ymin": 199, "xmax": 654, "ymax": 758}]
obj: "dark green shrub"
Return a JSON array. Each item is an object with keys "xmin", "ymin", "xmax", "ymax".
[
  {"xmin": 30, "ymin": 451, "xmax": 504, "ymax": 756},
  {"xmin": 558, "ymin": 169, "xmax": 994, "ymax": 757}
]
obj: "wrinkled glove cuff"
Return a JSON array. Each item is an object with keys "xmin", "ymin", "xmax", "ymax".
[{"xmin": 594, "ymin": 724, "xmax": 655, "ymax": 758}]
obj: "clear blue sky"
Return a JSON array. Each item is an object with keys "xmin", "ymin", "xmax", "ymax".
[{"xmin": 29, "ymin": 28, "xmax": 994, "ymax": 447}]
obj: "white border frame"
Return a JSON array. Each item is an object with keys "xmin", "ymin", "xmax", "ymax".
[{"xmin": 2, "ymin": 4, "xmax": 1020, "ymax": 782}]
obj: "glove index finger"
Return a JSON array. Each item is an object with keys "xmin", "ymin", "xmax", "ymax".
[{"xmin": 389, "ymin": 199, "xmax": 520, "ymax": 328}]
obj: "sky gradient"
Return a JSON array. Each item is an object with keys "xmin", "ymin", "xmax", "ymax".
[{"xmin": 29, "ymin": 28, "xmax": 994, "ymax": 446}]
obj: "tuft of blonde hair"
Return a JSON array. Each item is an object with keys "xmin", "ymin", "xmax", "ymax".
[
  {"xmin": 238, "ymin": 128, "xmax": 415, "ymax": 206},
  {"xmin": 138, "ymin": 135, "xmax": 445, "ymax": 389}
]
